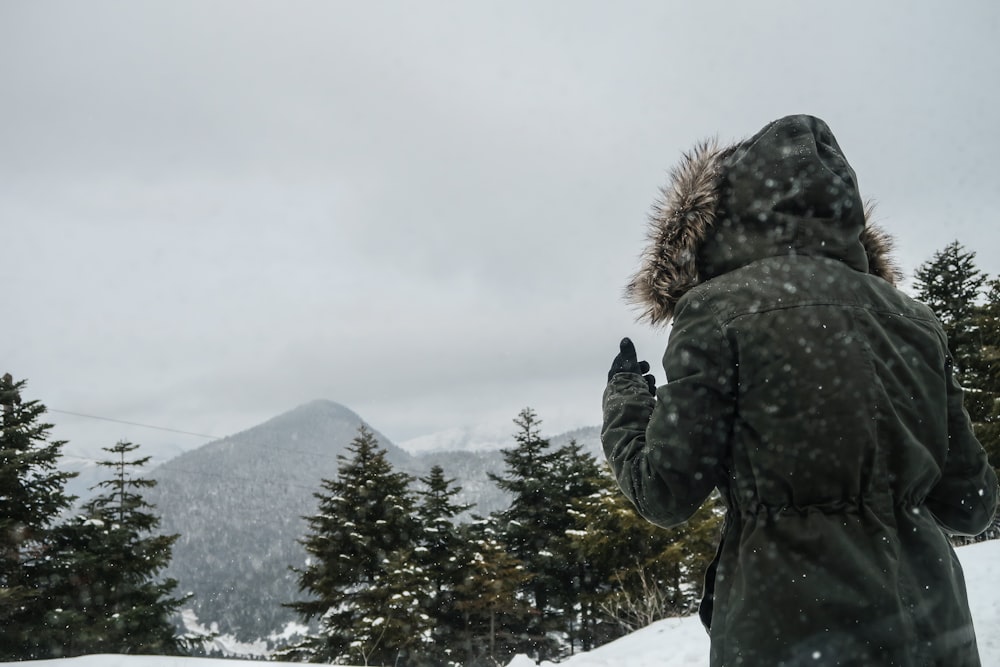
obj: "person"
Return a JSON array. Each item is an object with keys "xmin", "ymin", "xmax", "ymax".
[{"xmin": 601, "ymin": 114, "xmax": 998, "ymax": 666}]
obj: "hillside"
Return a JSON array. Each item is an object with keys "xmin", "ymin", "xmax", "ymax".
[
  {"xmin": 147, "ymin": 400, "xmax": 408, "ymax": 643},
  {"xmin": 145, "ymin": 400, "xmax": 600, "ymax": 647}
]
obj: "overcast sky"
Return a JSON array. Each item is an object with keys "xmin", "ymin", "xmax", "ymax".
[{"xmin": 3, "ymin": 1, "xmax": 999, "ymax": 460}]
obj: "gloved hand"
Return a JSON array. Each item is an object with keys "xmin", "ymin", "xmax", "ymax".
[{"xmin": 608, "ymin": 337, "xmax": 656, "ymax": 395}]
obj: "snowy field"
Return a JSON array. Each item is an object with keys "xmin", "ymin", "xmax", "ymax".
[{"xmin": 4, "ymin": 540, "xmax": 999, "ymax": 667}]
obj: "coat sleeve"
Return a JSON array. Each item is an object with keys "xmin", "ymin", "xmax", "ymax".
[
  {"xmin": 601, "ymin": 296, "xmax": 736, "ymax": 529},
  {"xmin": 925, "ymin": 357, "xmax": 999, "ymax": 536}
]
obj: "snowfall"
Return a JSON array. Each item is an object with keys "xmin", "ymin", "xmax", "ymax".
[{"xmin": 4, "ymin": 539, "xmax": 999, "ymax": 667}]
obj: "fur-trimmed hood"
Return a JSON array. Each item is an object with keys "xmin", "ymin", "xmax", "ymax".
[{"xmin": 627, "ymin": 115, "xmax": 902, "ymax": 326}]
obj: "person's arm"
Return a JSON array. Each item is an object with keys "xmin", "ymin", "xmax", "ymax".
[
  {"xmin": 925, "ymin": 357, "xmax": 998, "ymax": 535},
  {"xmin": 602, "ymin": 295, "xmax": 736, "ymax": 528}
]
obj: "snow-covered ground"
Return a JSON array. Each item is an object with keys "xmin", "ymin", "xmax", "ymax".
[
  {"xmin": 516, "ymin": 539, "xmax": 1000, "ymax": 667},
  {"xmin": 4, "ymin": 540, "xmax": 999, "ymax": 667}
]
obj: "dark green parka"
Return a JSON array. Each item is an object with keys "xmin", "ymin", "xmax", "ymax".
[{"xmin": 602, "ymin": 115, "xmax": 998, "ymax": 666}]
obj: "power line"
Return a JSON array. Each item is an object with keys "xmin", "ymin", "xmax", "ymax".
[
  {"xmin": 50, "ymin": 409, "xmax": 357, "ymax": 465},
  {"xmin": 46, "ymin": 408, "xmax": 422, "ymax": 488},
  {"xmin": 48, "ymin": 409, "xmax": 397, "ymax": 466},
  {"xmin": 49, "ymin": 409, "xmax": 219, "ymax": 440}
]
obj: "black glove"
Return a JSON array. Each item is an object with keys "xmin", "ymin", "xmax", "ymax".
[{"xmin": 608, "ymin": 337, "xmax": 656, "ymax": 395}]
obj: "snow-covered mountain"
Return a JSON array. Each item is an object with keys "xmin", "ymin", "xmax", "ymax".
[
  {"xmin": 146, "ymin": 399, "xmax": 407, "ymax": 646},
  {"xmin": 400, "ymin": 422, "xmax": 602, "ymax": 458},
  {"xmin": 6, "ymin": 539, "xmax": 999, "ymax": 667},
  {"xmin": 142, "ymin": 400, "xmax": 598, "ymax": 650},
  {"xmin": 399, "ymin": 422, "xmax": 521, "ymax": 455}
]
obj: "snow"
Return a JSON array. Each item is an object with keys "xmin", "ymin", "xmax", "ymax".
[
  {"xmin": 508, "ymin": 616, "xmax": 707, "ymax": 667},
  {"xmin": 519, "ymin": 540, "xmax": 1000, "ymax": 667},
  {"xmin": 0, "ymin": 659, "xmax": 292, "ymax": 667},
  {"xmin": 178, "ymin": 609, "xmax": 270, "ymax": 658},
  {"xmin": 3, "ymin": 541, "xmax": 999, "ymax": 667},
  {"xmin": 398, "ymin": 423, "xmax": 515, "ymax": 454}
]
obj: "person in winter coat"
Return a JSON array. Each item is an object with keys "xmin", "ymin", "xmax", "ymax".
[{"xmin": 602, "ymin": 114, "xmax": 998, "ymax": 667}]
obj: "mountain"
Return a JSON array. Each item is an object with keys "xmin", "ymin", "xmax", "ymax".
[
  {"xmin": 399, "ymin": 422, "xmax": 522, "ymax": 455},
  {"xmin": 400, "ymin": 423, "xmax": 602, "ymax": 459},
  {"xmin": 145, "ymin": 400, "xmax": 601, "ymax": 648},
  {"xmin": 550, "ymin": 425, "xmax": 602, "ymax": 457},
  {"xmin": 147, "ymin": 400, "xmax": 406, "ymax": 644}
]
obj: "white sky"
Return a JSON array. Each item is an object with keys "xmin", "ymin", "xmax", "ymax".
[{"xmin": 3, "ymin": 1, "xmax": 999, "ymax": 459}]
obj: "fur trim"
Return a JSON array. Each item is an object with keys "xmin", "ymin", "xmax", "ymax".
[
  {"xmin": 625, "ymin": 139, "xmax": 729, "ymax": 327},
  {"xmin": 626, "ymin": 137, "xmax": 901, "ymax": 327},
  {"xmin": 861, "ymin": 201, "xmax": 903, "ymax": 287}
]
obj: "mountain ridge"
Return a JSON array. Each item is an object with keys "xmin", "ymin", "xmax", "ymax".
[{"xmin": 143, "ymin": 399, "xmax": 600, "ymax": 648}]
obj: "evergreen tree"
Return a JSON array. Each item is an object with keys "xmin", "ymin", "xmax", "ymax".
[
  {"xmin": 565, "ymin": 480, "xmax": 633, "ymax": 644},
  {"xmin": 454, "ymin": 519, "xmax": 532, "ymax": 667},
  {"xmin": 970, "ymin": 279, "xmax": 1000, "ymax": 538},
  {"xmin": 569, "ymin": 467, "xmax": 723, "ymax": 636},
  {"xmin": 286, "ymin": 425, "xmax": 419, "ymax": 664},
  {"xmin": 0, "ymin": 374, "xmax": 76, "ymax": 660},
  {"xmin": 413, "ymin": 465, "xmax": 473, "ymax": 665},
  {"xmin": 34, "ymin": 440, "xmax": 187, "ymax": 656},
  {"xmin": 487, "ymin": 408, "xmax": 563, "ymax": 661},
  {"xmin": 544, "ymin": 440, "xmax": 610, "ymax": 654},
  {"xmin": 350, "ymin": 548, "xmax": 434, "ymax": 667},
  {"xmin": 913, "ymin": 241, "xmax": 987, "ymax": 379},
  {"xmin": 914, "ymin": 243, "xmax": 1000, "ymax": 541}
]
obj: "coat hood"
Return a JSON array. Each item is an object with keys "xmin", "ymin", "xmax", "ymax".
[{"xmin": 627, "ymin": 115, "xmax": 902, "ymax": 326}]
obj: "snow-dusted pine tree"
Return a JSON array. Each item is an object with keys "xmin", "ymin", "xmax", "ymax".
[
  {"xmin": 568, "ymin": 467, "xmax": 723, "ymax": 637},
  {"xmin": 488, "ymin": 408, "xmax": 563, "ymax": 660},
  {"xmin": 544, "ymin": 439, "xmax": 611, "ymax": 653},
  {"xmin": 285, "ymin": 424, "xmax": 420, "ymax": 663},
  {"xmin": 0, "ymin": 374, "xmax": 77, "ymax": 660},
  {"xmin": 414, "ymin": 465, "xmax": 473, "ymax": 665},
  {"xmin": 913, "ymin": 241, "xmax": 987, "ymax": 379},
  {"xmin": 454, "ymin": 519, "xmax": 532, "ymax": 667},
  {"xmin": 38, "ymin": 440, "xmax": 187, "ymax": 656},
  {"xmin": 969, "ymin": 279, "xmax": 1000, "ymax": 539},
  {"xmin": 914, "ymin": 242, "xmax": 999, "ymax": 541}
]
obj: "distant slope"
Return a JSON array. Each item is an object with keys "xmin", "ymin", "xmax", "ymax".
[
  {"xmin": 146, "ymin": 401, "xmax": 602, "ymax": 648},
  {"xmin": 550, "ymin": 425, "xmax": 601, "ymax": 459},
  {"xmin": 399, "ymin": 422, "xmax": 517, "ymax": 455},
  {"xmin": 147, "ymin": 400, "xmax": 407, "ymax": 643},
  {"xmin": 399, "ymin": 423, "xmax": 602, "ymax": 459}
]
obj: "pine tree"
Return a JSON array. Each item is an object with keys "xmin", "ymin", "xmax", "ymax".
[
  {"xmin": 568, "ymin": 467, "xmax": 724, "ymax": 637},
  {"xmin": 914, "ymin": 243, "xmax": 999, "ymax": 541},
  {"xmin": 286, "ymin": 425, "xmax": 420, "ymax": 663},
  {"xmin": 544, "ymin": 440, "xmax": 610, "ymax": 653},
  {"xmin": 565, "ymin": 480, "xmax": 633, "ymax": 644},
  {"xmin": 913, "ymin": 241, "xmax": 987, "ymax": 379},
  {"xmin": 487, "ymin": 408, "xmax": 563, "ymax": 661},
  {"xmin": 969, "ymin": 279, "xmax": 1000, "ymax": 538},
  {"xmin": 454, "ymin": 519, "xmax": 533, "ymax": 667},
  {"xmin": 413, "ymin": 465, "xmax": 473, "ymax": 665},
  {"xmin": 33, "ymin": 440, "xmax": 187, "ymax": 657},
  {"xmin": 0, "ymin": 374, "xmax": 77, "ymax": 660},
  {"xmin": 350, "ymin": 548, "xmax": 434, "ymax": 667}
]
